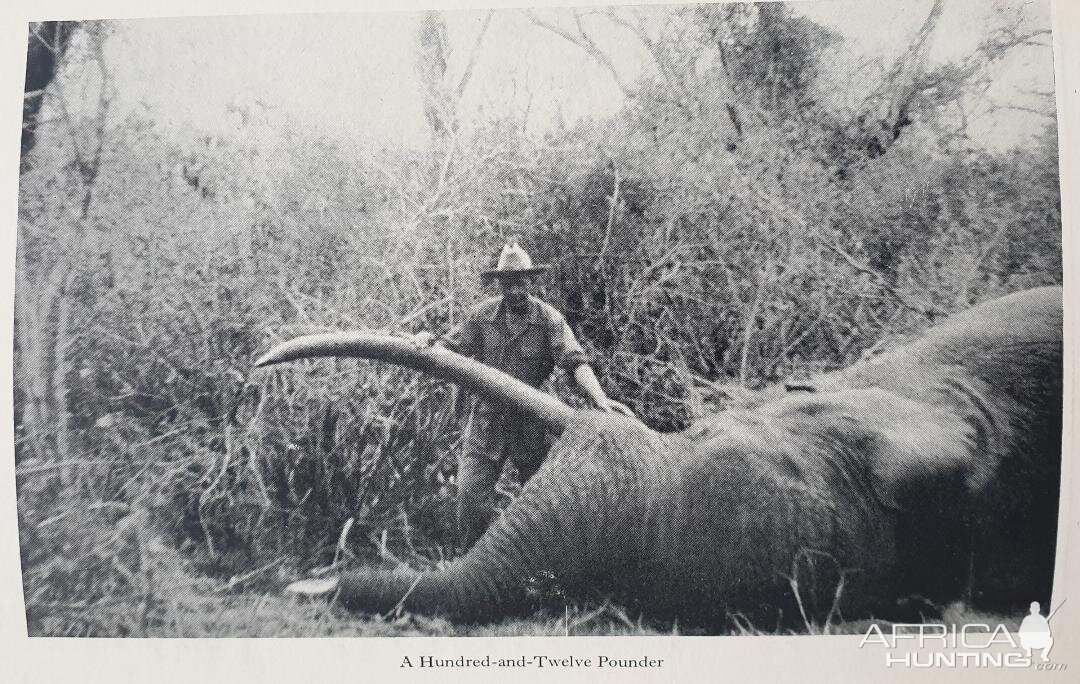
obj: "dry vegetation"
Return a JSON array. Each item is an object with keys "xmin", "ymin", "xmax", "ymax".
[{"xmin": 15, "ymin": 4, "xmax": 1060, "ymax": 636}]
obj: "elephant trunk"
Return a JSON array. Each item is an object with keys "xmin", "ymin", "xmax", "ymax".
[
  {"xmin": 333, "ymin": 413, "xmax": 675, "ymax": 623},
  {"xmin": 254, "ymin": 332, "xmax": 576, "ymax": 434},
  {"xmin": 335, "ymin": 565, "xmax": 515, "ymax": 623}
]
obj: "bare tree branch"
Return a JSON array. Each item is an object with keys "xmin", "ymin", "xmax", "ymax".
[
  {"xmin": 1019, "ymin": 87, "xmax": 1055, "ymax": 98},
  {"xmin": 601, "ymin": 9, "xmax": 673, "ymax": 86},
  {"xmin": 853, "ymin": 0, "xmax": 944, "ymax": 157},
  {"xmin": 850, "ymin": 1, "xmax": 1050, "ymax": 159},
  {"xmin": 822, "ymin": 241, "xmax": 946, "ymax": 317},
  {"xmin": 993, "ymin": 103, "xmax": 1056, "ymax": 119},
  {"xmin": 524, "ymin": 9, "xmax": 637, "ymax": 98},
  {"xmin": 454, "ymin": 10, "xmax": 493, "ymax": 101}
]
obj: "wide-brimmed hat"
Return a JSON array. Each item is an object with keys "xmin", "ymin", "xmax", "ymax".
[{"xmin": 481, "ymin": 241, "xmax": 549, "ymax": 279}]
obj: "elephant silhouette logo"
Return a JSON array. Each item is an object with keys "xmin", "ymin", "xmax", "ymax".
[{"xmin": 1018, "ymin": 601, "xmax": 1056, "ymax": 662}]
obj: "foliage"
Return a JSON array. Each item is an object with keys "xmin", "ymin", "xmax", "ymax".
[{"xmin": 14, "ymin": 5, "xmax": 1061, "ymax": 635}]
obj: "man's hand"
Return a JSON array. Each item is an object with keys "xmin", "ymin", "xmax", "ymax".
[
  {"xmin": 596, "ymin": 397, "xmax": 636, "ymax": 419},
  {"xmin": 411, "ymin": 331, "xmax": 435, "ymax": 350},
  {"xmin": 573, "ymin": 364, "xmax": 637, "ymax": 419}
]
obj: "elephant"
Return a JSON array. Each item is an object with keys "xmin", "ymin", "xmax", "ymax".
[{"xmin": 254, "ymin": 286, "xmax": 1062, "ymax": 631}]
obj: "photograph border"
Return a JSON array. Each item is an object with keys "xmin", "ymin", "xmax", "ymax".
[{"xmin": 1, "ymin": 0, "xmax": 1076, "ymax": 681}]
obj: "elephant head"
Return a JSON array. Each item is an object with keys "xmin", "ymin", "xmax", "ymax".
[{"xmin": 254, "ymin": 286, "xmax": 1062, "ymax": 630}]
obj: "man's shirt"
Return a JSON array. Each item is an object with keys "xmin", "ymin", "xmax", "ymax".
[{"xmin": 440, "ymin": 295, "xmax": 589, "ymax": 389}]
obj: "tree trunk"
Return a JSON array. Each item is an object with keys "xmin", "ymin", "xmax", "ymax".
[{"xmin": 53, "ymin": 271, "xmax": 75, "ymax": 484}]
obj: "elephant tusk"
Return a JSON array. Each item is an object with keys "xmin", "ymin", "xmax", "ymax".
[
  {"xmin": 254, "ymin": 331, "xmax": 578, "ymax": 434},
  {"xmin": 285, "ymin": 576, "xmax": 340, "ymax": 597}
]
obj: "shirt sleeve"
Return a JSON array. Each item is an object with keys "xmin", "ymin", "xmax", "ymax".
[{"xmin": 549, "ymin": 313, "xmax": 590, "ymax": 372}]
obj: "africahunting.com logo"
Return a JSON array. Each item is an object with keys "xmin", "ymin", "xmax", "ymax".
[{"xmin": 859, "ymin": 600, "xmax": 1067, "ymax": 671}]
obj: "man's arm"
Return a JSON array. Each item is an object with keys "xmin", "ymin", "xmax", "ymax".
[
  {"xmin": 572, "ymin": 363, "xmax": 635, "ymax": 417},
  {"xmin": 551, "ymin": 315, "xmax": 635, "ymax": 417}
]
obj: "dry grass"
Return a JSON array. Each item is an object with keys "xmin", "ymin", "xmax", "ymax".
[
  {"xmin": 18, "ymin": 468, "xmax": 1019, "ymax": 638},
  {"xmin": 22, "ymin": 519, "xmax": 1013, "ymax": 638}
]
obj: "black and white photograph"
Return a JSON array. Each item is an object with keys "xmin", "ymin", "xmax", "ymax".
[{"xmin": 10, "ymin": 0, "xmax": 1069, "ymax": 658}]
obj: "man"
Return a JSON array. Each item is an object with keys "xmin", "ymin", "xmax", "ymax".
[{"xmin": 414, "ymin": 241, "xmax": 633, "ymax": 548}]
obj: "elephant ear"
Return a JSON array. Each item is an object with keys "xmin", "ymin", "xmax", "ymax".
[{"xmin": 762, "ymin": 386, "xmax": 997, "ymax": 508}]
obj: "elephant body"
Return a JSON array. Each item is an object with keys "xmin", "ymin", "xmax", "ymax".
[{"xmin": 258, "ymin": 286, "xmax": 1062, "ymax": 631}]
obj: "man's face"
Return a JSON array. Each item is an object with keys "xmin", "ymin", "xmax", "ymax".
[{"xmin": 499, "ymin": 275, "xmax": 532, "ymax": 312}]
